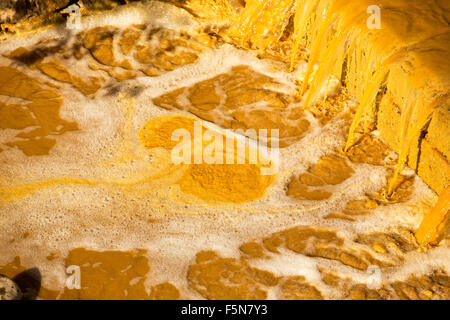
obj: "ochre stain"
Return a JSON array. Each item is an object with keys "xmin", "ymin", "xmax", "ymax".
[
  {"xmin": 139, "ymin": 113, "xmax": 275, "ymax": 203},
  {"xmin": 187, "ymin": 250, "xmax": 278, "ymax": 300},
  {"xmin": 287, "ymin": 154, "xmax": 354, "ymax": 201},
  {"xmin": 153, "ymin": 65, "xmax": 310, "ymax": 148},
  {"xmin": 0, "ymin": 66, "xmax": 79, "ymax": 156},
  {"xmin": 1, "ymin": 114, "xmax": 274, "ymax": 204},
  {"xmin": 0, "ymin": 250, "xmax": 181, "ymax": 300},
  {"xmin": 61, "ymin": 248, "xmax": 150, "ymax": 300}
]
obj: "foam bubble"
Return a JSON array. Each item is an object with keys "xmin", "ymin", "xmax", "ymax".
[{"xmin": 0, "ymin": 1, "xmax": 447, "ymax": 299}]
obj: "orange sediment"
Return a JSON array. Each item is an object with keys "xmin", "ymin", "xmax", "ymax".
[
  {"xmin": 0, "ymin": 114, "xmax": 275, "ymax": 204},
  {"xmin": 139, "ymin": 114, "xmax": 276, "ymax": 203},
  {"xmin": 0, "ymin": 66, "xmax": 79, "ymax": 156},
  {"xmin": 228, "ymin": 0, "xmax": 449, "ymax": 198},
  {"xmin": 0, "ymin": 1, "xmax": 449, "ymax": 300}
]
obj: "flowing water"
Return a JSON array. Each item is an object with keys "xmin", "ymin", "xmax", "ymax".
[{"xmin": 0, "ymin": 1, "xmax": 448, "ymax": 299}]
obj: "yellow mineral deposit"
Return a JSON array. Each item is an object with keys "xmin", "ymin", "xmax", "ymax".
[
  {"xmin": 227, "ymin": 0, "xmax": 449, "ymax": 241},
  {"xmin": 0, "ymin": 113, "xmax": 275, "ymax": 204},
  {"xmin": 416, "ymin": 187, "xmax": 450, "ymax": 246},
  {"xmin": 0, "ymin": 0, "xmax": 449, "ymax": 300},
  {"xmin": 152, "ymin": 65, "xmax": 311, "ymax": 147},
  {"xmin": 138, "ymin": 114, "xmax": 276, "ymax": 203}
]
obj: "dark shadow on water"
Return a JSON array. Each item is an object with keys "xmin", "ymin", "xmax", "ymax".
[
  {"xmin": 127, "ymin": 85, "xmax": 144, "ymax": 97},
  {"xmin": 13, "ymin": 267, "xmax": 41, "ymax": 300}
]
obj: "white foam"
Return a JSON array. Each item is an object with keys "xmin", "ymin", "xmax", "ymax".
[{"xmin": 0, "ymin": 0, "xmax": 447, "ymax": 299}]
